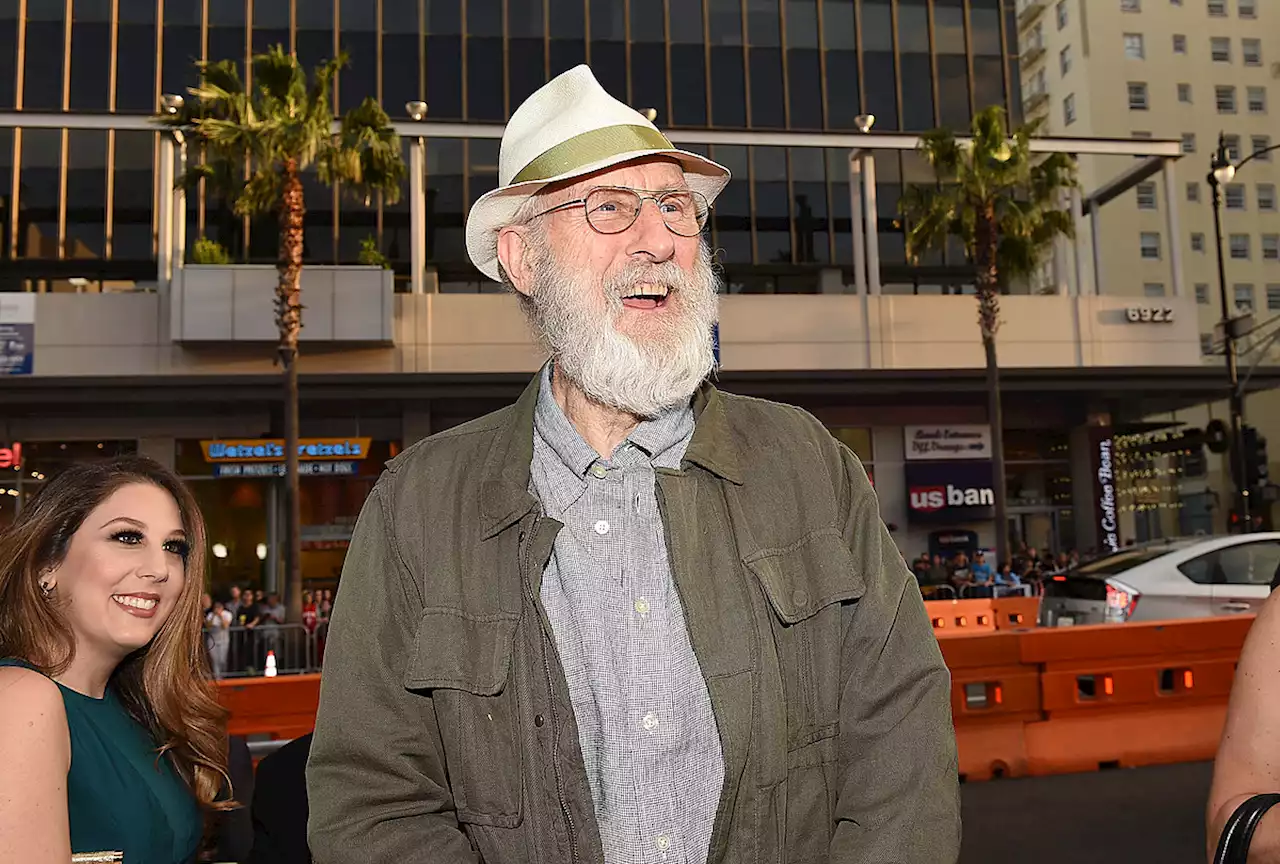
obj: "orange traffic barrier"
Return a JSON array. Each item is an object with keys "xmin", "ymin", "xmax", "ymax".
[
  {"xmin": 216, "ymin": 614, "xmax": 1257, "ymax": 784},
  {"xmin": 218, "ymin": 673, "xmax": 321, "ymax": 740},
  {"xmin": 990, "ymin": 595, "xmax": 1040, "ymax": 630}
]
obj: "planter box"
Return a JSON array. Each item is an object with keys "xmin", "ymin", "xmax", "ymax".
[{"xmin": 170, "ymin": 265, "xmax": 394, "ymax": 343}]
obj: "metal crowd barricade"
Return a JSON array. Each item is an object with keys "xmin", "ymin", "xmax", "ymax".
[{"xmin": 205, "ymin": 622, "xmax": 329, "ymax": 679}]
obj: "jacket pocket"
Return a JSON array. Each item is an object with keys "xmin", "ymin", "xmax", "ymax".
[
  {"xmin": 744, "ymin": 528, "xmax": 865, "ymax": 743},
  {"xmin": 404, "ymin": 607, "xmax": 524, "ymax": 828}
]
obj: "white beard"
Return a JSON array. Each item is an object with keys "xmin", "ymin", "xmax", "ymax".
[{"xmin": 521, "ymin": 238, "xmax": 721, "ymax": 418}]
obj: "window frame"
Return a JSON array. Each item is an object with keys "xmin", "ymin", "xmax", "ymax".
[
  {"xmin": 1140, "ymin": 231, "xmax": 1162, "ymax": 259},
  {"xmin": 1128, "ymin": 81, "xmax": 1150, "ymax": 110},
  {"xmin": 1216, "ymin": 85, "xmax": 1237, "ymax": 114}
]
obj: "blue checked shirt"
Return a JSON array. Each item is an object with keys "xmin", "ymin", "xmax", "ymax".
[{"xmin": 530, "ymin": 366, "xmax": 725, "ymax": 864}]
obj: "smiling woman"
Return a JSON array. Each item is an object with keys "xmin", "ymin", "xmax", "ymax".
[{"xmin": 0, "ymin": 456, "xmax": 232, "ymax": 864}]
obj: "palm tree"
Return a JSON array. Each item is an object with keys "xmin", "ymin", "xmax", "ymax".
[
  {"xmin": 161, "ymin": 46, "xmax": 405, "ymax": 621},
  {"xmin": 899, "ymin": 105, "xmax": 1077, "ymax": 567}
]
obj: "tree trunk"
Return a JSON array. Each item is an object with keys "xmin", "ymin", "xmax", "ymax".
[
  {"xmin": 278, "ymin": 161, "xmax": 305, "ymax": 624},
  {"xmin": 975, "ymin": 207, "xmax": 1010, "ymax": 567}
]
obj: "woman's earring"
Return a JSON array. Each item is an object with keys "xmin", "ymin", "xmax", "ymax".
[{"xmin": 39, "ymin": 579, "xmax": 54, "ymax": 599}]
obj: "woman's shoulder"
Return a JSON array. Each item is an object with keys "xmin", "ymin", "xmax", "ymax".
[{"xmin": 0, "ymin": 664, "xmax": 70, "ymax": 759}]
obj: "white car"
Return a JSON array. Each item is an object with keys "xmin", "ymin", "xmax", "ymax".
[{"xmin": 1039, "ymin": 533, "xmax": 1280, "ymax": 626}]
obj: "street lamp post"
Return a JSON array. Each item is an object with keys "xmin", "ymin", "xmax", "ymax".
[{"xmin": 1208, "ymin": 132, "xmax": 1280, "ymax": 531}]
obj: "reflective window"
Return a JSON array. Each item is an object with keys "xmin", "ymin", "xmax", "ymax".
[
  {"xmin": 753, "ymin": 146, "xmax": 790, "ymax": 263},
  {"xmin": 749, "ymin": 47, "xmax": 784, "ymax": 128},
  {"xmin": 784, "ymin": 0, "xmax": 821, "ymax": 128},
  {"xmin": 862, "ymin": 0, "xmax": 897, "ymax": 129},
  {"xmin": 589, "ymin": 0, "xmax": 626, "ymax": 104},
  {"xmin": 822, "ymin": 0, "xmax": 859, "ymax": 129},
  {"xmin": 629, "ymin": 1, "xmax": 665, "ymax": 117},
  {"xmin": 207, "ymin": 0, "xmax": 246, "ymax": 75},
  {"xmin": 467, "ymin": 138, "xmax": 500, "ymax": 208},
  {"xmin": 116, "ymin": 0, "xmax": 158, "ymax": 112},
  {"xmin": 425, "ymin": 138, "xmax": 465, "ymax": 265},
  {"xmin": 468, "ymin": 0, "xmax": 505, "ymax": 119},
  {"xmin": 338, "ymin": 0, "xmax": 377, "ymax": 111},
  {"xmin": 0, "ymin": 0, "xmax": 18, "ymax": 108},
  {"xmin": 710, "ymin": 46, "xmax": 747, "ymax": 126},
  {"xmin": 18, "ymin": 129, "xmax": 62, "ymax": 258},
  {"xmin": 112, "ymin": 130, "xmax": 155, "ymax": 260},
  {"xmin": 24, "ymin": 0, "xmax": 66, "ymax": 111},
  {"xmin": 337, "ymin": 191, "xmax": 377, "ymax": 264},
  {"xmin": 69, "ymin": 0, "xmax": 112, "ymax": 111},
  {"xmin": 0, "ymin": 128, "xmax": 12, "ymax": 260},
  {"xmin": 252, "ymin": 0, "xmax": 290, "ymax": 58},
  {"xmin": 935, "ymin": 0, "xmax": 970, "ymax": 128},
  {"xmin": 790, "ymin": 147, "xmax": 828, "ymax": 263},
  {"xmin": 669, "ymin": 21, "xmax": 708, "ymax": 128},
  {"xmin": 382, "ymin": 139, "xmax": 412, "ymax": 267},
  {"xmin": 970, "ymin": 0, "xmax": 1003, "ymax": 56},
  {"xmin": 161, "ymin": 0, "xmax": 201, "ymax": 98},
  {"xmin": 508, "ymin": 0, "xmax": 546, "ymax": 109},
  {"xmin": 549, "ymin": 0, "xmax": 585, "ymax": 75},
  {"xmin": 708, "ymin": 0, "xmax": 743, "ymax": 45},
  {"xmin": 826, "ymin": 149, "xmax": 850, "ymax": 263},
  {"xmin": 899, "ymin": 0, "xmax": 934, "ymax": 131},
  {"xmin": 426, "ymin": 0, "xmax": 463, "ymax": 117},
  {"xmin": 382, "ymin": 0, "xmax": 420, "ymax": 116},
  {"xmin": 295, "ymin": 0, "xmax": 333, "ymax": 74},
  {"xmin": 65, "ymin": 129, "xmax": 107, "ymax": 258},
  {"xmin": 710, "ymin": 144, "xmax": 751, "ymax": 264}
]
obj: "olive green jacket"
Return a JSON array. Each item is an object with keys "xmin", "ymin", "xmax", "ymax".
[{"xmin": 305, "ymin": 374, "xmax": 961, "ymax": 864}]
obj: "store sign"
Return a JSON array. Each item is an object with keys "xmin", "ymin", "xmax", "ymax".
[
  {"xmin": 0, "ymin": 294, "xmax": 34, "ymax": 376},
  {"xmin": 904, "ymin": 425, "xmax": 992, "ymax": 461},
  {"xmin": 0, "ymin": 442, "xmax": 21, "ymax": 470},
  {"xmin": 1090, "ymin": 427, "xmax": 1120, "ymax": 554},
  {"xmin": 905, "ymin": 462, "xmax": 996, "ymax": 523},
  {"xmin": 213, "ymin": 461, "xmax": 359, "ymax": 478},
  {"xmin": 201, "ymin": 437, "xmax": 372, "ymax": 463}
]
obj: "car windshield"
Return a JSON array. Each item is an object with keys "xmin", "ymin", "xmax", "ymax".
[{"xmin": 1069, "ymin": 545, "xmax": 1193, "ymax": 578}]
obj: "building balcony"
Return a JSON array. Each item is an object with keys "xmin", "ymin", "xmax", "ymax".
[
  {"xmin": 1017, "ymin": 0, "xmax": 1047, "ymax": 30},
  {"xmin": 1023, "ymin": 90, "xmax": 1051, "ymax": 115},
  {"xmin": 20, "ymin": 291, "xmax": 1201, "ymax": 378},
  {"xmin": 1021, "ymin": 41, "xmax": 1046, "ymax": 67}
]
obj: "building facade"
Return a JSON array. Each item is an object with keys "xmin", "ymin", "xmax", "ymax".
[
  {"xmin": 0, "ymin": 0, "xmax": 1245, "ymax": 591},
  {"xmin": 1015, "ymin": 0, "xmax": 1280, "ymax": 535}
]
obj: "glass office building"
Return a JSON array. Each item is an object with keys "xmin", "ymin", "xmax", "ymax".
[{"xmin": 0, "ymin": 0, "xmax": 1020, "ymax": 290}]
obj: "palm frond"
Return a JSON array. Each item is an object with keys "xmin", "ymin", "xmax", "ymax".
[
  {"xmin": 235, "ymin": 166, "xmax": 284, "ymax": 217},
  {"xmin": 917, "ymin": 127, "xmax": 964, "ymax": 178},
  {"xmin": 901, "ymin": 183, "xmax": 966, "ymax": 262},
  {"xmin": 321, "ymin": 97, "xmax": 405, "ymax": 205}
]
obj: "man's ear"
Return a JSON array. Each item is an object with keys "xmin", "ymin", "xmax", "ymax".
[{"xmin": 497, "ymin": 226, "xmax": 534, "ymax": 297}]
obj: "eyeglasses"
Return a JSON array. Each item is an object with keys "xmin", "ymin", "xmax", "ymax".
[{"xmin": 530, "ymin": 186, "xmax": 711, "ymax": 237}]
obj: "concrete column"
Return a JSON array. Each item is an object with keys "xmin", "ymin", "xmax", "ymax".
[
  {"xmin": 1089, "ymin": 201, "xmax": 1103, "ymax": 296},
  {"xmin": 849, "ymin": 154, "xmax": 867, "ymax": 295},
  {"xmin": 1163, "ymin": 159, "xmax": 1185, "ymax": 297},
  {"xmin": 1069, "ymin": 423, "xmax": 1099, "ymax": 554},
  {"xmin": 1070, "ymin": 185, "xmax": 1087, "ymax": 297},
  {"xmin": 409, "ymin": 137, "xmax": 426, "ymax": 294},
  {"xmin": 137, "ymin": 437, "xmax": 176, "ymax": 470},
  {"xmin": 863, "ymin": 153, "xmax": 882, "ymax": 295}
]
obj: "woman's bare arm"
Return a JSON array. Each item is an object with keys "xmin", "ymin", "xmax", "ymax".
[
  {"xmin": 0, "ymin": 666, "xmax": 71, "ymax": 864},
  {"xmin": 1209, "ymin": 590, "xmax": 1280, "ymax": 863}
]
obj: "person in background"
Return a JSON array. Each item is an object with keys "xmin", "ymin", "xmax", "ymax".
[
  {"xmin": 206, "ymin": 599, "xmax": 233, "ymax": 680},
  {"xmin": 225, "ymin": 584, "xmax": 243, "ymax": 624},
  {"xmin": 250, "ymin": 733, "xmax": 314, "ymax": 864},
  {"xmin": 201, "ymin": 592, "xmax": 214, "ymax": 618},
  {"xmin": 0, "ymin": 456, "xmax": 233, "ymax": 862},
  {"xmin": 993, "ymin": 562, "xmax": 1021, "ymax": 596},
  {"xmin": 969, "ymin": 551, "xmax": 993, "ymax": 586}
]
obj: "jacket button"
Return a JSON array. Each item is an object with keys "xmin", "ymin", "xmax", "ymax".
[
  {"xmin": 792, "ymin": 588, "xmax": 810, "ymax": 609},
  {"xmin": 534, "ymin": 714, "xmax": 545, "ymax": 728}
]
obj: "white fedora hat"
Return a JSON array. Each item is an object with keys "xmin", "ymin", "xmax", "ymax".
[{"xmin": 465, "ymin": 64, "xmax": 731, "ymax": 282}]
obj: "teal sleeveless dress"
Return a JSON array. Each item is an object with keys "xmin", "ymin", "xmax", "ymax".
[{"xmin": 0, "ymin": 658, "xmax": 203, "ymax": 863}]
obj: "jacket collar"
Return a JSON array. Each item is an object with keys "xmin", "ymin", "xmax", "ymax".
[{"xmin": 479, "ymin": 369, "xmax": 744, "ymax": 539}]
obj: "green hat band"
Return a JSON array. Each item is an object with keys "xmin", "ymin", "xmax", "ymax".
[{"xmin": 511, "ymin": 124, "xmax": 675, "ymax": 184}]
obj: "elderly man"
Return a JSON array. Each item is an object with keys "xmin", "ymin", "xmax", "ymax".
[{"xmin": 306, "ymin": 66, "xmax": 960, "ymax": 864}]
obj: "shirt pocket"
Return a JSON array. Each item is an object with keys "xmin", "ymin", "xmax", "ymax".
[
  {"xmin": 744, "ymin": 528, "xmax": 866, "ymax": 748},
  {"xmin": 403, "ymin": 607, "xmax": 524, "ymax": 828}
]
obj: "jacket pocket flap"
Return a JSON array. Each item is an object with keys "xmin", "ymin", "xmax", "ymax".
[
  {"xmin": 404, "ymin": 608, "xmax": 521, "ymax": 695},
  {"xmin": 744, "ymin": 529, "xmax": 866, "ymax": 624}
]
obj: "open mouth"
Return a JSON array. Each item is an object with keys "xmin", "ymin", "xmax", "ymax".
[
  {"xmin": 620, "ymin": 284, "xmax": 670, "ymax": 311},
  {"xmin": 111, "ymin": 593, "xmax": 160, "ymax": 618}
]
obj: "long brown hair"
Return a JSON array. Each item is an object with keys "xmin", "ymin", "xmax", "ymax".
[{"xmin": 0, "ymin": 455, "xmax": 233, "ymax": 811}]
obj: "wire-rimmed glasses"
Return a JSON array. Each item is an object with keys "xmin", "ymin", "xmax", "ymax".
[{"xmin": 530, "ymin": 186, "xmax": 711, "ymax": 237}]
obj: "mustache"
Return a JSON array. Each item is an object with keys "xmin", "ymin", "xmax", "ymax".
[{"xmin": 601, "ymin": 259, "xmax": 699, "ymax": 303}]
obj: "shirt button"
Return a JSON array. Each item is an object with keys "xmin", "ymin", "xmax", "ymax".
[
  {"xmin": 594, "ymin": 520, "xmax": 610, "ymax": 535},
  {"xmin": 642, "ymin": 712, "xmax": 659, "ymax": 731},
  {"xmin": 655, "ymin": 834, "xmax": 672, "ymax": 852},
  {"xmin": 534, "ymin": 714, "xmax": 545, "ymax": 727},
  {"xmin": 589, "ymin": 464, "xmax": 608, "ymax": 479},
  {"xmin": 634, "ymin": 598, "xmax": 650, "ymax": 616}
]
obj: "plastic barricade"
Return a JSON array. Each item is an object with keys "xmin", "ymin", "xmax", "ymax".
[{"xmin": 217, "ymin": 672, "xmax": 321, "ymax": 741}]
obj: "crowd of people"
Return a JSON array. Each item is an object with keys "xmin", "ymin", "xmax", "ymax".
[
  {"xmin": 908, "ymin": 545, "xmax": 1089, "ymax": 598},
  {"xmin": 200, "ymin": 586, "xmax": 333, "ymax": 678}
]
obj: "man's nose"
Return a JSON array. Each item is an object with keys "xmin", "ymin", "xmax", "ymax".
[{"xmin": 625, "ymin": 198, "xmax": 676, "ymax": 262}]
